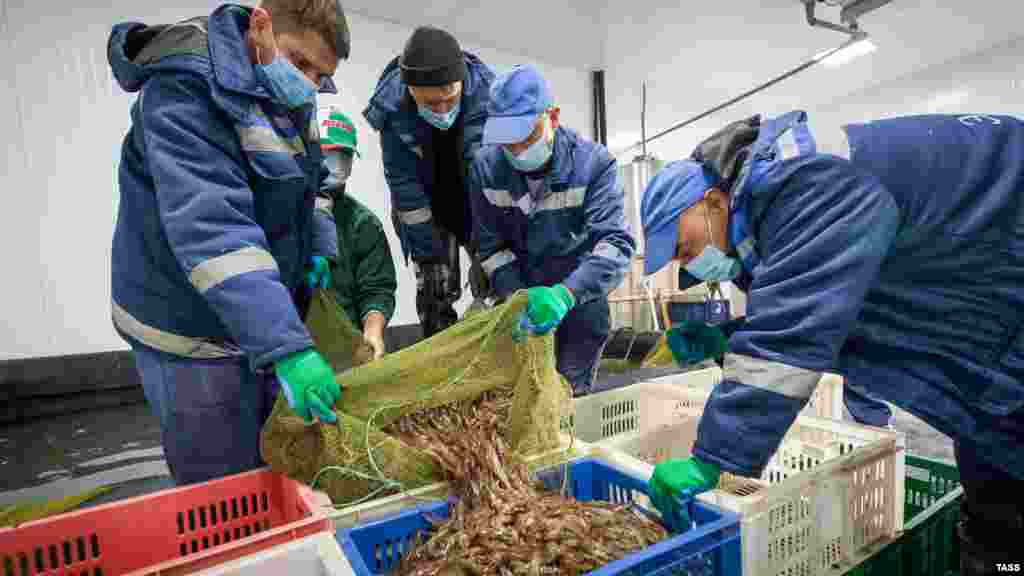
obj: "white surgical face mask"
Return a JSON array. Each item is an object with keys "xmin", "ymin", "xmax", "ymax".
[
  {"xmin": 324, "ymin": 151, "xmax": 353, "ymax": 186},
  {"xmin": 683, "ymin": 201, "xmax": 741, "ymax": 282}
]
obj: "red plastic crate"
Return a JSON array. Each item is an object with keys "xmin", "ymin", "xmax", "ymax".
[{"xmin": 0, "ymin": 468, "xmax": 332, "ymax": 576}]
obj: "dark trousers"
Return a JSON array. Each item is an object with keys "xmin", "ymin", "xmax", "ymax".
[
  {"xmin": 555, "ymin": 298, "xmax": 611, "ymax": 396},
  {"xmin": 956, "ymin": 440, "xmax": 1024, "ymax": 575},
  {"xmin": 132, "ymin": 346, "xmax": 275, "ymax": 486}
]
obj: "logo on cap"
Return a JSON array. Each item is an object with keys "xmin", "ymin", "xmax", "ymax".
[{"xmin": 322, "ymin": 119, "xmax": 355, "ymax": 133}]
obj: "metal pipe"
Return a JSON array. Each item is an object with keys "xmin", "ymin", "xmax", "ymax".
[
  {"xmin": 598, "ymin": 72, "xmax": 608, "ymax": 146},
  {"xmin": 617, "ymin": 33, "xmax": 867, "ymax": 156},
  {"xmin": 591, "ymin": 70, "xmax": 607, "ymax": 146},
  {"xmin": 640, "ymin": 82, "xmax": 647, "ymax": 159}
]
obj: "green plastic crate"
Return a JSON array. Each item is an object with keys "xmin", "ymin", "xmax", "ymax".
[{"xmin": 846, "ymin": 455, "xmax": 962, "ymax": 576}]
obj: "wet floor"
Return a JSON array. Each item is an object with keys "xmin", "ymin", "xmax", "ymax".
[{"xmin": 0, "ymin": 402, "xmax": 173, "ymax": 507}]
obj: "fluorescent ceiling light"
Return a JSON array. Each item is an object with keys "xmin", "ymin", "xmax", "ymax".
[{"xmin": 818, "ymin": 38, "xmax": 877, "ymax": 68}]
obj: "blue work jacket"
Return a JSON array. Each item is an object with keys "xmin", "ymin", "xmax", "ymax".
[
  {"xmin": 468, "ymin": 126, "xmax": 635, "ymax": 304},
  {"xmin": 108, "ymin": 4, "xmax": 335, "ymax": 370},
  {"xmin": 694, "ymin": 111, "xmax": 1024, "ymax": 481},
  {"xmin": 362, "ymin": 53, "xmax": 495, "ymax": 261}
]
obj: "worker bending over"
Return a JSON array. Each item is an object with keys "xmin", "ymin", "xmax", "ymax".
[
  {"xmin": 315, "ymin": 107, "xmax": 398, "ymax": 359},
  {"xmin": 641, "ymin": 111, "xmax": 1023, "ymax": 575},
  {"xmin": 108, "ymin": 1, "xmax": 349, "ymax": 485},
  {"xmin": 470, "ymin": 65, "xmax": 635, "ymax": 396},
  {"xmin": 363, "ymin": 27, "xmax": 494, "ymax": 338}
]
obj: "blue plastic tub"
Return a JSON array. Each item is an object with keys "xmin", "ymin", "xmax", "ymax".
[{"xmin": 336, "ymin": 458, "xmax": 741, "ymax": 576}]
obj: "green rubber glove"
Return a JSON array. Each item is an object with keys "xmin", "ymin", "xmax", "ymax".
[
  {"xmin": 665, "ymin": 322, "xmax": 728, "ymax": 366},
  {"xmin": 274, "ymin": 349, "xmax": 340, "ymax": 423},
  {"xmin": 305, "ymin": 256, "xmax": 332, "ymax": 291},
  {"xmin": 647, "ymin": 456, "xmax": 721, "ymax": 533},
  {"xmin": 522, "ymin": 284, "xmax": 576, "ymax": 336}
]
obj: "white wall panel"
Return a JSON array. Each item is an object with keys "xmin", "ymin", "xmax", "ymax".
[{"xmin": 0, "ymin": 2, "xmax": 590, "ymax": 360}]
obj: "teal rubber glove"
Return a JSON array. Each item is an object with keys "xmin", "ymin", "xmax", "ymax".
[
  {"xmin": 274, "ymin": 349, "xmax": 340, "ymax": 424},
  {"xmin": 305, "ymin": 256, "xmax": 332, "ymax": 291},
  {"xmin": 521, "ymin": 284, "xmax": 575, "ymax": 337},
  {"xmin": 665, "ymin": 322, "xmax": 728, "ymax": 366},
  {"xmin": 647, "ymin": 456, "xmax": 721, "ymax": 533}
]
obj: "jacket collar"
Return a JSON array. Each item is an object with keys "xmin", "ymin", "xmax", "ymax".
[{"xmin": 545, "ymin": 126, "xmax": 575, "ymax": 186}]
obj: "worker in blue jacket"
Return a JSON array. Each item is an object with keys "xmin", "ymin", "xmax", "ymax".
[
  {"xmin": 363, "ymin": 27, "xmax": 495, "ymax": 338},
  {"xmin": 641, "ymin": 111, "xmax": 1023, "ymax": 574},
  {"xmin": 469, "ymin": 65, "xmax": 635, "ymax": 396},
  {"xmin": 108, "ymin": 1, "xmax": 349, "ymax": 486}
]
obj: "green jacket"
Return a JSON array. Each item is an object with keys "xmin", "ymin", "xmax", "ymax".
[{"xmin": 326, "ymin": 188, "xmax": 397, "ymax": 330}]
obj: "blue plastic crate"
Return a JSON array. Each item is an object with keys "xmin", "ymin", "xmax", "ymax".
[{"xmin": 336, "ymin": 458, "xmax": 741, "ymax": 576}]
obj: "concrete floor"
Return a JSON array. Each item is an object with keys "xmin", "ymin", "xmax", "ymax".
[{"xmin": 0, "ymin": 402, "xmax": 172, "ymax": 507}]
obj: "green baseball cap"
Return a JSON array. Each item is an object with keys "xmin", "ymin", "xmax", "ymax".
[{"xmin": 318, "ymin": 107, "xmax": 360, "ymax": 157}]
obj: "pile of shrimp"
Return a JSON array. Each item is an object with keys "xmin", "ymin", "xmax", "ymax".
[{"xmin": 385, "ymin": 393, "xmax": 669, "ymax": 576}]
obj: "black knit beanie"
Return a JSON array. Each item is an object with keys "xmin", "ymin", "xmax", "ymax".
[{"xmin": 399, "ymin": 27, "xmax": 467, "ymax": 87}]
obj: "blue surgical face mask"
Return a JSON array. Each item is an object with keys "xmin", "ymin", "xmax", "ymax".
[
  {"xmin": 685, "ymin": 244, "xmax": 741, "ymax": 282},
  {"xmin": 503, "ymin": 118, "xmax": 553, "ymax": 172},
  {"xmin": 684, "ymin": 201, "xmax": 741, "ymax": 282},
  {"xmin": 254, "ymin": 50, "xmax": 317, "ymax": 109},
  {"xmin": 419, "ymin": 101, "xmax": 461, "ymax": 131}
]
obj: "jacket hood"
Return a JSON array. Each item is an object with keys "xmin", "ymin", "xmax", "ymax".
[{"xmin": 107, "ymin": 4, "xmax": 269, "ymax": 102}]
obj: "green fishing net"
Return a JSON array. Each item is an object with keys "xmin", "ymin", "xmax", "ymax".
[{"xmin": 260, "ymin": 290, "xmax": 573, "ymax": 507}]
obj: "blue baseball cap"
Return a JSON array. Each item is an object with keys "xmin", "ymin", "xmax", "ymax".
[
  {"xmin": 483, "ymin": 64, "xmax": 553, "ymax": 145},
  {"xmin": 641, "ymin": 160, "xmax": 720, "ymax": 276}
]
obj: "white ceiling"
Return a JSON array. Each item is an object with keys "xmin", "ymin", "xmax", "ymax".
[
  {"xmin": 598, "ymin": 0, "xmax": 1024, "ymax": 152},
  {"xmin": 340, "ymin": 1, "xmax": 1023, "ymax": 98},
  {"xmin": 339, "ymin": 0, "xmax": 607, "ymax": 69}
]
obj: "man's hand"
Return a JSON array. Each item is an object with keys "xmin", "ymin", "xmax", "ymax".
[
  {"xmin": 362, "ymin": 311, "xmax": 386, "ymax": 360},
  {"xmin": 522, "ymin": 284, "xmax": 575, "ymax": 336},
  {"xmin": 665, "ymin": 322, "xmax": 728, "ymax": 366},
  {"xmin": 305, "ymin": 256, "xmax": 332, "ymax": 291},
  {"xmin": 647, "ymin": 456, "xmax": 721, "ymax": 533},
  {"xmin": 273, "ymin": 349, "xmax": 341, "ymax": 423}
]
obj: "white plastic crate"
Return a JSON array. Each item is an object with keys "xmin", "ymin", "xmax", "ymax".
[
  {"xmin": 567, "ymin": 367, "xmax": 843, "ymax": 442},
  {"xmin": 585, "ymin": 381, "xmax": 904, "ymax": 576},
  {"xmin": 189, "ymin": 533, "xmax": 354, "ymax": 576},
  {"xmin": 647, "ymin": 368, "xmax": 844, "ymax": 421}
]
